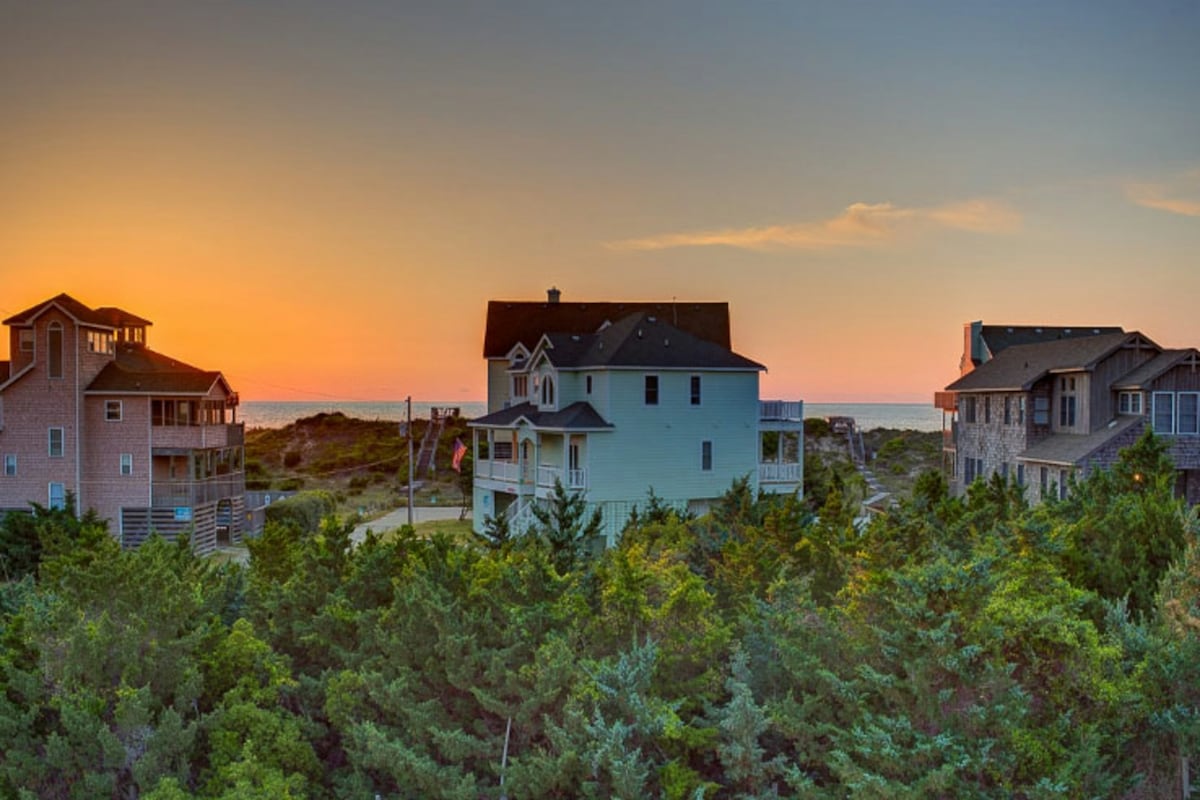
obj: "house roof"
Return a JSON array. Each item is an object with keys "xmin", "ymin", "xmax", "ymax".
[
  {"xmin": 1113, "ymin": 349, "xmax": 1200, "ymax": 390},
  {"xmin": 977, "ymin": 324, "xmax": 1123, "ymax": 361},
  {"xmin": 471, "ymin": 401, "xmax": 613, "ymax": 430},
  {"xmin": 3, "ymin": 293, "xmax": 118, "ymax": 328},
  {"xmin": 1018, "ymin": 415, "xmax": 1145, "ymax": 466},
  {"xmin": 94, "ymin": 306, "xmax": 153, "ymax": 328},
  {"xmin": 86, "ymin": 343, "xmax": 227, "ymax": 395},
  {"xmin": 483, "ymin": 299, "xmax": 731, "ymax": 358},
  {"xmin": 538, "ymin": 312, "xmax": 765, "ymax": 371},
  {"xmin": 946, "ymin": 332, "xmax": 1151, "ymax": 392}
]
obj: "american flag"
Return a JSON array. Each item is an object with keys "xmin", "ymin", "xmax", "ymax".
[{"xmin": 451, "ymin": 437, "xmax": 467, "ymax": 472}]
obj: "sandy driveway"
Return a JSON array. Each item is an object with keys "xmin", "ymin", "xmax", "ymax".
[{"xmin": 350, "ymin": 505, "xmax": 470, "ymax": 545}]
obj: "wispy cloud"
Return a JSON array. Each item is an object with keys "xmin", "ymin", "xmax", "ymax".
[
  {"xmin": 607, "ymin": 198, "xmax": 1021, "ymax": 252},
  {"xmin": 1126, "ymin": 169, "xmax": 1200, "ymax": 218}
]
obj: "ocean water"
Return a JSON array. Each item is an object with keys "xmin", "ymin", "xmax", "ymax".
[
  {"xmin": 241, "ymin": 400, "xmax": 943, "ymax": 432},
  {"xmin": 240, "ymin": 401, "xmax": 488, "ymax": 429}
]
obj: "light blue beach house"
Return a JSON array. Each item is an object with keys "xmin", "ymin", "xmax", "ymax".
[{"xmin": 470, "ymin": 289, "xmax": 803, "ymax": 544}]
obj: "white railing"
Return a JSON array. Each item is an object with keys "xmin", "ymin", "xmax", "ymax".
[
  {"xmin": 537, "ymin": 465, "xmax": 559, "ymax": 487},
  {"xmin": 759, "ymin": 462, "xmax": 802, "ymax": 482},
  {"xmin": 536, "ymin": 465, "xmax": 588, "ymax": 489},
  {"xmin": 760, "ymin": 400, "xmax": 804, "ymax": 421},
  {"xmin": 475, "ymin": 458, "xmax": 521, "ymax": 483},
  {"xmin": 504, "ymin": 498, "xmax": 537, "ymax": 535}
]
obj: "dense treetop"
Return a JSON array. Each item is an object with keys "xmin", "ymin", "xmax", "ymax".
[{"xmin": 1, "ymin": 430, "xmax": 1198, "ymax": 798}]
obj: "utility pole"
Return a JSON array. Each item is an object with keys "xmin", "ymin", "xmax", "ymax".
[{"xmin": 407, "ymin": 396, "xmax": 415, "ymax": 527}]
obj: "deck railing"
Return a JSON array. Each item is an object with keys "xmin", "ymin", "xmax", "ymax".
[
  {"xmin": 759, "ymin": 462, "xmax": 802, "ymax": 482},
  {"xmin": 536, "ymin": 465, "xmax": 588, "ymax": 490},
  {"xmin": 151, "ymin": 475, "xmax": 242, "ymax": 508},
  {"xmin": 475, "ymin": 458, "xmax": 520, "ymax": 483},
  {"xmin": 760, "ymin": 400, "xmax": 804, "ymax": 421}
]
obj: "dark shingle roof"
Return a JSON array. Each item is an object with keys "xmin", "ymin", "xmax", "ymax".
[
  {"xmin": 978, "ymin": 325, "xmax": 1123, "ymax": 361},
  {"xmin": 94, "ymin": 306, "xmax": 153, "ymax": 328},
  {"xmin": 1018, "ymin": 415, "xmax": 1145, "ymax": 466},
  {"xmin": 483, "ymin": 300, "xmax": 730, "ymax": 358},
  {"xmin": 1113, "ymin": 349, "xmax": 1200, "ymax": 390},
  {"xmin": 947, "ymin": 332, "xmax": 1147, "ymax": 392},
  {"xmin": 87, "ymin": 344, "xmax": 224, "ymax": 394},
  {"xmin": 539, "ymin": 312, "xmax": 764, "ymax": 371},
  {"xmin": 471, "ymin": 401, "xmax": 613, "ymax": 430},
  {"xmin": 3, "ymin": 293, "xmax": 116, "ymax": 327}
]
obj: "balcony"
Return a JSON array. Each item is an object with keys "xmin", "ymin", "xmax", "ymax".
[
  {"xmin": 475, "ymin": 458, "xmax": 520, "ymax": 483},
  {"xmin": 537, "ymin": 465, "xmax": 588, "ymax": 490},
  {"xmin": 152, "ymin": 422, "xmax": 245, "ymax": 450},
  {"xmin": 152, "ymin": 474, "xmax": 243, "ymax": 508},
  {"xmin": 759, "ymin": 462, "xmax": 802, "ymax": 483},
  {"xmin": 760, "ymin": 400, "xmax": 803, "ymax": 421}
]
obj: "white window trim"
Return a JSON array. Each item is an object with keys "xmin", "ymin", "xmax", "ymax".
[
  {"xmin": 3, "ymin": 454, "xmax": 15, "ymax": 476},
  {"xmin": 690, "ymin": 375, "xmax": 702, "ymax": 407},
  {"xmin": 120, "ymin": 453, "xmax": 133, "ymax": 476},
  {"xmin": 1153, "ymin": 391, "xmax": 1175, "ymax": 434},
  {"xmin": 106, "ymin": 400, "xmax": 123, "ymax": 422},
  {"xmin": 49, "ymin": 427, "xmax": 65, "ymax": 458},
  {"xmin": 48, "ymin": 482, "xmax": 66, "ymax": 511},
  {"xmin": 645, "ymin": 374, "xmax": 660, "ymax": 406},
  {"xmin": 1179, "ymin": 392, "xmax": 1200, "ymax": 435}
]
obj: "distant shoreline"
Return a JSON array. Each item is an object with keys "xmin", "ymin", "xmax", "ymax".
[{"xmin": 239, "ymin": 400, "xmax": 943, "ymax": 433}]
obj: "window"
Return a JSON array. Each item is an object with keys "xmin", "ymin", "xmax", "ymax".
[
  {"xmin": 963, "ymin": 396, "xmax": 977, "ymax": 423},
  {"xmin": 492, "ymin": 441, "xmax": 514, "ymax": 461},
  {"xmin": 1000, "ymin": 462, "xmax": 1009, "ymax": 480},
  {"xmin": 105, "ymin": 400, "xmax": 123, "ymax": 422},
  {"xmin": 1040, "ymin": 467, "xmax": 1049, "ymax": 496},
  {"xmin": 18, "ymin": 329, "xmax": 33, "ymax": 353},
  {"xmin": 1153, "ymin": 392, "xmax": 1175, "ymax": 434},
  {"xmin": 1018, "ymin": 396, "xmax": 1026, "ymax": 425},
  {"xmin": 512, "ymin": 375, "xmax": 528, "ymax": 400},
  {"xmin": 48, "ymin": 323, "xmax": 63, "ymax": 378},
  {"xmin": 644, "ymin": 375, "xmax": 659, "ymax": 406},
  {"xmin": 1059, "ymin": 469, "xmax": 1069, "ymax": 500},
  {"xmin": 963, "ymin": 456, "xmax": 983, "ymax": 484},
  {"xmin": 690, "ymin": 375, "xmax": 702, "ymax": 406},
  {"xmin": 1118, "ymin": 391, "xmax": 1143, "ymax": 415},
  {"xmin": 1059, "ymin": 395, "xmax": 1077, "ymax": 427},
  {"xmin": 87, "ymin": 330, "xmax": 114, "ymax": 354},
  {"xmin": 3, "ymin": 454, "xmax": 14, "ymax": 476},
  {"xmin": 1003, "ymin": 396, "xmax": 1012, "ymax": 425},
  {"xmin": 1179, "ymin": 393, "xmax": 1199, "ymax": 435},
  {"xmin": 48, "ymin": 482, "xmax": 66, "ymax": 511},
  {"xmin": 701, "ymin": 440, "xmax": 712, "ymax": 471},
  {"xmin": 48, "ymin": 427, "xmax": 64, "ymax": 458},
  {"xmin": 984, "ymin": 397, "xmax": 991, "ymax": 424},
  {"xmin": 1016, "ymin": 464, "xmax": 1025, "ymax": 486},
  {"xmin": 541, "ymin": 375, "xmax": 555, "ymax": 406},
  {"xmin": 1033, "ymin": 396, "xmax": 1050, "ymax": 425},
  {"xmin": 120, "ymin": 453, "xmax": 133, "ymax": 476},
  {"xmin": 586, "ymin": 375, "xmax": 593, "ymax": 395}
]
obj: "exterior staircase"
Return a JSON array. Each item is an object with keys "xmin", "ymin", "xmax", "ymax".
[{"xmin": 414, "ymin": 406, "xmax": 461, "ymax": 478}]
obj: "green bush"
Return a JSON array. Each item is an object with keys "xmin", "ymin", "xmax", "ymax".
[{"xmin": 262, "ymin": 490, "xmax": 337, "ymax": 533}]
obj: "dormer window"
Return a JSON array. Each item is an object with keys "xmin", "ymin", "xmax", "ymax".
[
  {"xmin": 541, "ymin": 375, "xmax": 555, "ymax": 407},
  {"xmin": 1118, "ymin": 391, "xmax": 1143, "ymax": 415},
  {"xmin": 512, "ymin": 374, "xmax": 529, "ymax": 401},
  {"xmin": 87, "ymin": 330, "xmax": 114, "ymax": 355}
]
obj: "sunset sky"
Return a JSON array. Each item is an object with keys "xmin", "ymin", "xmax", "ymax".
[{"xmin": 3, "ymin": 2, "xmax": 1198, "ymax": 403}]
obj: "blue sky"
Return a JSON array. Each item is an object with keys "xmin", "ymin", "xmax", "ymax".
[{"xmin": 2, "ymin": 1, "xmax": 1198, "ymax": 401}]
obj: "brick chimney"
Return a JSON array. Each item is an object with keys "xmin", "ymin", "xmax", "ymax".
[{"xmin": 547, "ymin": 286, "xmax": 561, "ymax": 304}]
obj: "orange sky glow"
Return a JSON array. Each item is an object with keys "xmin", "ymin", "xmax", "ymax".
[{"xmin": 2, "ymin": 4, "xmax": 1197, "ymax": 404}]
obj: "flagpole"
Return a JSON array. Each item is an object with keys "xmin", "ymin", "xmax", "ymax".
[{"xmin": 407, "ymin": 395, "xmax": 414, "ymax": 527}]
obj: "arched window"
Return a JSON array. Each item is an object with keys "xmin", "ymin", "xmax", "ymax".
[
  {"xmin": 48, "ymin": 323, "xmax": 63, "ymax": 378},
  {"xmin": 541, "ymin": 374, "xmax": 555, "ymax": 406}
]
